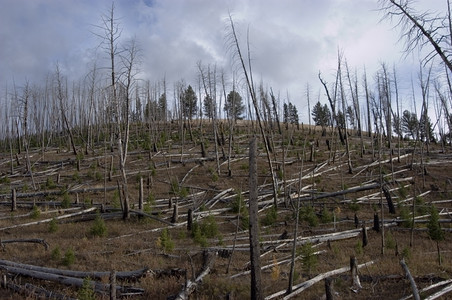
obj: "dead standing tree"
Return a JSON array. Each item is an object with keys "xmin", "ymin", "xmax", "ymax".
[
  {"xmin": 54, "ymin": 64, "xmax": 78, "ymax": 157},
  {"xmin": 93, "ymin": 3, "xmax": 135, "ymax": 219},
  {"xmin": 249, "ymin": 137, "xmax": 263, "ymax": 300},
  {"xmin": 227, "ymin": 14, "xmax": 279, "ymax": 211},
  {"xmin": 379, "ymin": 0, "xmax": 452, "ymax": 74}
]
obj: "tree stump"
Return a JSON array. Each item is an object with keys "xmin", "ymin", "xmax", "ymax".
[
  {"xmin": 171, "ymin": 202, "xmax": 178, "ymax": 224},
  {"xmin": 362, "ymin": 222, "xmax": 368, "ymax": 247},
  {"xmin": 373, "ymin": 213, "xmax": 380, "ymax": 232},
  {"xmin": 11, "ymin": 189, "xmax": 16, "ymax": 212},
  {"xmin": 139, "ymin": 177, "xmax": 144, "ymax": 212},
  {"xmin": 110, "ymin": 270, "xmax": 116, "ymax": 300},
  {"xmin": 325, "ymin": 277, "xmax": 334, "ymax": 300},
  {"xmin": 187, "ymin": 209, "xmax": 193, "ymax": 231}
]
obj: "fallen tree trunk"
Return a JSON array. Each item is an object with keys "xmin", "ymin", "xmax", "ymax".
[
  {"xmin": 0, "ymin": 265, "xmax": 144, "ymax": 295},
  {"xmin": 424, "ymin": 283, "xmax": 452, "ymax": 300},
  {"xmin": 0, "ymin": 239, "xmax": 49, "ymax": 251},
  {"xmin": 400, "ymin": 279, "xmax": 452, "ymax": 300},
  {"xmin": 0, "ymin": 259, "xmax": 149, "ymax": 280},
  {"xmin": 1, "ymin": 281, "xmax": 75, "ymax": 300},
  {"xmin": 0, "ymin": 186, "xmax": 117, "ymax": 200},
  {"xmin": 297, "ymin": 183, "xmax": 380, "ymax": 202},
  {"xmin": 265, "ymin": 260, "xmax": 375, "ymax": 300},
  {"xmin": 0, "ymin": 207, "xmax": 97, "ymax": 232},
  {"xmin": 129, "ymin": 210, "xmax": 175, "ymax": 226},
  {"xmin": 400, "ymin": 258, "xmax": 420, "ymax": 300},
  {"xmin": 171, "ymin": 251, "xmax": 216, "ymax": 300},
  {"xmin": 230, "ymin": 250, "xmax": 326, "ymax": 279}
]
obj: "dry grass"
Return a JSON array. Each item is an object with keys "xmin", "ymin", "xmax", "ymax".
[{"xmin": 0, "ymin": 123, "xmax": 450, "ymax": 299}]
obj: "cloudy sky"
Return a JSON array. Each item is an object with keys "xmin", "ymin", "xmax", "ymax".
[{"xmin": 0, "ymin": 0, "xmax": 445, "ymax": 121}]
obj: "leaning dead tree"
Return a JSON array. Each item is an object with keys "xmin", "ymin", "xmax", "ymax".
[{"xmin": 227, "ymin": 14, "xmax": 279, "ymax": 211}]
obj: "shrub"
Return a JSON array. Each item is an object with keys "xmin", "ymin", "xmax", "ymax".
[
  {"xmin": 62, "ymin": 248, "xmax": 76, "ymax": 266},
  {"xmin": 48, "ymin": 218, "xmax": 58, "ymax": 233},
  {"xmin": 0, "ymin": 176, "xmax": 10, "ymax": 184},
  {"xmin": 90, "ymin": 214, "xmax": 107, "ymax": 237},
  {"xmin": 230, "ymin": 192, "xmax": 246, "ymax": 214},
  {"xmin": 170, "ymin": 179, "xmax": 188, "ymax": 198},
  {"xmin": 320, "ymin": 207, "xmax": 333, "ymax": 223},
  {"xmin": 299, "ymin": 205, "xmax": 318, "ymax": 227},
  {"xmin": 61, "ymin": 192, "xmax": 71, "ymax": 209},
  {"xmin": 191, "ymin": 215, "xmax": 220, "ymax": 247},
  {"xmin": 72, "ymin": 172, "xmax": 81, "ymax": 184},
  {"xmin": 192, "ymin": 222, "xmax": 208, "ymax": 247},
  {"xmin": 211, "ymin": 172, "xmax": 219, "ymax": 182},
  {"xmin": 157, "ymin": 228, "xmax": 174, "ymax": 253},
  {"xmin": 300, "ymin": 242, "xmax": 317, "ymax": 276},
  {"xmin": 349, "ymin": 199, "xmax": 360, "ymax": 212},
  {"xmin": 401, "ymin": 247, "xmax": 411, "ymax": 260},
  {"xmin": 112, "ymin": 190, "xmax": 120, "ymax": 209},
  {"xmin": 201, "ymin": 214, "xmax": 219, "ymax": 238},
  {"xmin": 94, "ymin": 171, "xmax": 102, "ymax": 181},
  {"xmin": 51, "ymin": 246, "xmax": 61, "ymax": 261},
  {"xmin": 427, "ymin": 205, "xmax": 444, "ymax": 242},
  {"xmin": 398, "ymin": 184, "xmax": 408, "ymax": 200},
  {"xmin": 230, "ymin": 192, "xmax": 249, "ymax": 229},
  {"xmin": 78, "ymin": 277, "xmax": 95, "ymax": 300},
  {"xmin": 355, "ymin": 240, "xmax": 363, "ymax": 255},
  {"xmin": 415, "ymin": 196, "xmax": 428, "ymax": 215},
  {"xmin": 398, "ymin": 204, "xmax": 412, "ymax": 228},
  {"xmin": 45, "ymin": 177, "xmax": 57, "ymax": 189},
  {"xmin": 385, "ymin": 230, "xmax": 396, "ymax": 249},
  {"xmin": 261, "ymin": 207, "xmax": 278, "ymax": 226},
  {"xmin": 30, "ymin": 205, "xmax": 41, "ymax": 219}
]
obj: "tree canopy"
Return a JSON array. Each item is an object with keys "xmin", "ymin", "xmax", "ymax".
[
  {"xmin": 224, "ymin": 90, "xmax": 245, "ymax": 120},
  {"xmin": 182, "ymin": 85, "xmax": 198, "ymax": 119},
  {"xmin": 311, "ymin": 101, "xmax": 331, "ymax": 128}
]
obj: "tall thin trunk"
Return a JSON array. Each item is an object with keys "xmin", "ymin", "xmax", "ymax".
[
  {"xmin": 228, "ymin": 15, "xmax": 279, "ymax": 211},
  {"xmin": 288, "ymin": 139, "xmax": 306, "ymax": 293},
  {"xmin": 248, "ymin": 137, "xmax": 263, "ymax": 300}
]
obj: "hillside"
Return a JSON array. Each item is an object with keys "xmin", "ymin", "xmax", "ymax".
[{"xmin": 0, "ymin": 121, "xmax": 450, "ymax": 299}]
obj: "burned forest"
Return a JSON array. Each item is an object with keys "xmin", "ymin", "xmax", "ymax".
[{"xmin": 1, "ymin": 1, "xmax": 452, "ymax": 299}]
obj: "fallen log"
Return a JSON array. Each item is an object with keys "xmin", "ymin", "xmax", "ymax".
[
  {"xmin": 129, "ymin": 210, "xmax": 175, "ymax": 226},
  {"xmin": 0, "ymin": 207, "xmax": 97, "ymax": 232},
  {"xmin": 1, "ymin": 281, "xmax": 75, "ymax": 300},
  {"xmin": 170, "ymin": 251, "xmax": 216, "ymax": 300},
  {"xmin": 297, "ymin": 183, "xmax": 380, "ymax": 202},
  {"xmin": 0, "ymin": 259, "xmax": 149, "ymax": 280},
  {"xmin": 1, "ymin": 239, "xmax": 49, "ymax": 251},
  {"xmin": 424, "ymin": 283, "xmax": 452, "ymax": 300},
  {"xmin": 206, "ymin": 188, "xmax": 234, "ymax": 209},
  {"xmin": 400, "ymin": 258, "xmax": 420, "ymax": 300},
  {"xmin": 0, "ymin": 265, "xmax": 144, "ymax": 295},
  {"xmin": 230, "ymin": 251, "xmax": 326, "ymax": 279},
  {"xmin": 0, "ymin": 186, "xmax": 117, "ymax": 200},
  {"xmin": 265, "ymin": 260, "xmax": 375, "ymax": 300},
  {"xmin": 400, "ymin": 278, "xmax": 452, "ymax": 300}
]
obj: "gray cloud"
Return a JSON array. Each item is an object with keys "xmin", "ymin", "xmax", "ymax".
[{"xmin": 0, "ymin": 0, "xmax": 444, "ymax": 120}]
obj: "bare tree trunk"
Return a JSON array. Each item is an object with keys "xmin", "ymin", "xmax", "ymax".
[
  {"xmin": 288, "ymin": 139, "xmax": 306, "ymax": 294},
  {"xmin": 55, "ymin": 64, "xmax": 78, "ymax": 157},
  {"xmin": 337, "ymin": 53, "xmax": 353, "ymax": 174},
  {"xmin": 248, "ymin": 137, "xmax": 263, "ymax": 300},
  {"xmin": 400, "ymin": 258, "xmax": 420, "ymax": 300},
  {"xmin": 228, "ymin": 15, "xmax": 279, "ymax": 211},
  {"xmin": 363, "ymin": 68, "xmax": 372, "ymax": 137}
]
